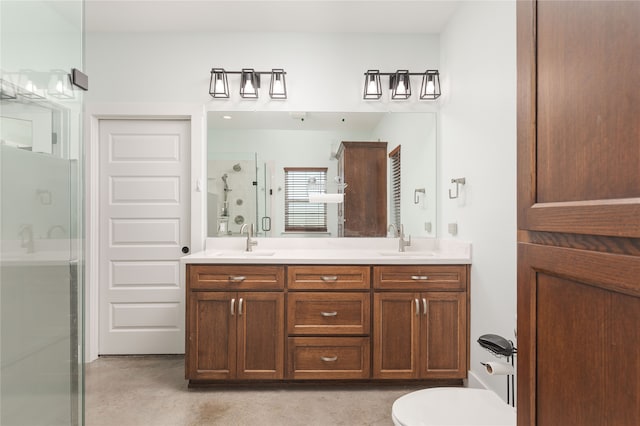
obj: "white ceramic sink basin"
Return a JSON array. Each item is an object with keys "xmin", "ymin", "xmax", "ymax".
[
  {"xmin": 378, "ymin": 251, "xmax": 436, "ymax": 257},
  {"xmin": 212, "ymin": 250, "xmax": 276, "ymax": 257}
]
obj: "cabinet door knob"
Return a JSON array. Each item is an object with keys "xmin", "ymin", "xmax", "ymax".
[
  {"xmin": 229, "ymin": 276, "xmax": 246, "ymax": 283},
  {"xmin": 320, "ymin": 356, "xmax": 338, "ymax": 362},
  {"xmin": 321, "ymin": 276, "xmax": 338, "ymax": 282},
  {"xmin": 411, "ymin": 275, "xmax": 429, "ymax": 281},
  {"xmin": 321, "ymin": 311, "xmax": 338, "ymax": 317},
  {"xmin": 230, "ymin": 298, "xmax": 236, "ymax": 315}
]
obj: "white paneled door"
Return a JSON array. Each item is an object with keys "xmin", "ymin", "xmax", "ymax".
[{"xmin": 99, "ymin": 119, "xmax": 190, "ymax": 354}]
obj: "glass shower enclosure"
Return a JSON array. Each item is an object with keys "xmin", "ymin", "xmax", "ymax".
[{"xmin": 1, "ymin": 1, "xmax": 85, "ymax": 424}]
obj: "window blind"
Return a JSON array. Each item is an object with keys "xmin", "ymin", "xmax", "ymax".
[
  {"xmin": 284, "ymin": 167, "xmax": 328, "ymax": 232},
  {"xmin": 389, "ymin": 146, "xmax": 401, "ymax": 230}
]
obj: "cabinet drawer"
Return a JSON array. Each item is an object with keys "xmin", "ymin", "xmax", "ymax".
[
  {"xmin": 287, "ymin": 337, "xmax": 370, "ymax": 379},
  {"xmin": 188, "ymin": 265, "xmax": 284, "ymax": 291},
  {"xmin": 287, "ymin": 293, "xmax": 370, "ymax": 335},
  {"xmin": 288, "ymin": 266, "xmax": 370, "ymax": 290},
  {"xmin": 373, "ymin": 265, "xmax": 467, "ymax": 291}
]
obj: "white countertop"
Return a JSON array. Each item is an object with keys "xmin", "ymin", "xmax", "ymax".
[{"xmin": 181, "ymin": 237, "xmax": 471, "ymax": 265}]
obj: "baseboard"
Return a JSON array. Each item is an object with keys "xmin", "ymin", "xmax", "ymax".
[{"xmin": 466, "ymin": 369, "xmax": 490, "ymax": 390}]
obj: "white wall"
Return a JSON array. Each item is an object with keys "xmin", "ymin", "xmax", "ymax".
[
  {"xmin": 439, "ymin": 1, "xmax": 517, "ymax": 401},
  {"xmin": 86, "ymin": 31, "xmax": 439, "ymax": 113}
]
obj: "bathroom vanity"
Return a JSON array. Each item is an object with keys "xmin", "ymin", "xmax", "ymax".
[{"xmin": 182, "ymin": 238, "xmax": 470, "ymax": 386}]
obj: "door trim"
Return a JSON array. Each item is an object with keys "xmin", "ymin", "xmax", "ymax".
[{"xmin": 84, "ymin": 102, "xmax": 206, "ymax": 362}]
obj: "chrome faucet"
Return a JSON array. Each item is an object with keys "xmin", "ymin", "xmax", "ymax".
[
  {"xmin": 388, "ymin": 223, "xmax": 411, "ymax": 252},
  {"xmin": 18, "ymin": 224, "xmax": 35, "ymax": 253},
  {"xmin": 240, "ymin": 223, "xmax": 258, "ymax": 252},
  {"xmin": 398, "ymin": 224, "xmax": 411, "ymax": 252}
]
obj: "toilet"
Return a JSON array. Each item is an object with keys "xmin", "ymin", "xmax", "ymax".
[{"xmin": 392, "ymin": 387, "xmax": 516, "ymax": 426}]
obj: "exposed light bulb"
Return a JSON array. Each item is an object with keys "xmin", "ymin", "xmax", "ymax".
[
  {"xmin": 396, "ymin": 80, "xmax": 406, "ymax": 95},
  {"xmin": 272, "ymin": 78, "xmax": 284, "ymax": 95},
  {"xmin": 367, "ymin": 78, "xmax": 378, "ymax": 94},
  {"xmin": 426, "ymin": 79, "xmax": 435, "ymax": 94}
]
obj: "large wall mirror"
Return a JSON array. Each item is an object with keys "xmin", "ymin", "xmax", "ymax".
[{"xmin": 207, "ymin": 111, "xmax": 436, "ymax": 238}]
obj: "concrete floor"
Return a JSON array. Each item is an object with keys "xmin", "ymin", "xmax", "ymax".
[{"xmin": 85, "ymin": 355, "xmax": 426, "ymax": 426}]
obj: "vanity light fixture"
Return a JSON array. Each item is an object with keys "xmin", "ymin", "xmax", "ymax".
[
  {"xmin": 362, "ymin": 69, "xmax": 441, "ymax": 100},
  {"xmin": 363, "ymin": 70, "xmax": 382, "ymax": 99},
  {"xmin": 209, "ymin": 68, "xmax": 230, "ymax": 98},
  {"xmin": 269, "ymin": 68, "xmax": 287, "ymax": 99},
  {"xmin": 390, "ymin": 70, "xmax": 411, "ymax": 100},
  {"xmin": 420, "ymin": 70, "xmax": 441, "ymax": 100},
  {"xmin": 209, "ymin": 68, "xmax": 288, "ymax": 99}
]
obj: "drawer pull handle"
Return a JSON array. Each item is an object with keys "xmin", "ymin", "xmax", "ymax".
[
  {"xmin": 229, "ymin": 276, "xmax": 246, "ymax": 283},
  {"xmin": 321, "ymin": 276, "xmax": 338, "ymax": 282},
  {"xmin": 411, "ymin": 275, "xmax": 429, "ymax": 281},
  {"xmin": 321, "ymin": 311, "xmax": 338, "ymax": 317},
  {"xmin": 320, "ymin": 356, "xmax": 338, "ymax": 362},
  {"xmin": 415, "ymin": 298, "xmax": 420, "ymax": 315}
]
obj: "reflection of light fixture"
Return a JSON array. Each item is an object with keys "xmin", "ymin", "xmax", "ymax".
[
  {"xmin": 48, "ymin": 69, "xmax": 74, "ymax": 99},
  {"xmin": 209, "ymin": 68, "xmax": 288, "ymax": 100},
  {"xmin": 420, "ymin": 70, "xmax": 441, "ymax": 100},
  {"xmin": 363, "ymin": 70, "xmax": 382, "ymax": 99},
  {"xmin": 16, "ymin": 70, "xmax": 45, "ymax": 99},
  {"xmin": 362, "ymin": 69, "xmax": 441, "ymax": 100}
]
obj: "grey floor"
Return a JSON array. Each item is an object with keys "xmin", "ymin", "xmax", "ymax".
[{"xmin": 85, "ymin": 355, "xmax": 425, "ymax": 426}]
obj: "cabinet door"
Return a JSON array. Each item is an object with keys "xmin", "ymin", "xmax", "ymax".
[
  {"xmin": 236, "ymin": 292, "xmax": 284, "ymax": 380},
  {"xmin": 187, "ymin": 292, "xmax": 235, "ymax": 380},
  {"xmin": 420, "ymin": 292, "xmax": 467, "ymax": 379},
  {"xmin": 373, "ymin": 292, "xmax": 420, "ymax": 379}
]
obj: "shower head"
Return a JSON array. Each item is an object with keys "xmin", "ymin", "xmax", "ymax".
[{"xmin": 221, "ymin": 174, "xmax": 229, "ymax": 191}]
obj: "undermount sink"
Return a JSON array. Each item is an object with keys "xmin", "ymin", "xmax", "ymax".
[
  {"xmin": 211, "ymin": 250, "xmax": 276, "ymax": 257},
  {"xmin": 378, "ymin": 251, "xmax": 436, "ymax": 257}
]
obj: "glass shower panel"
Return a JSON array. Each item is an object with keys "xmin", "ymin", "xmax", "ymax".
[
  {"xmin": 207, "ymin": 152, "xmax": 258, "ymax": 236},
  {"xmin": 1, "ymin": 1, "xmax": 84, "ymax": 425}
]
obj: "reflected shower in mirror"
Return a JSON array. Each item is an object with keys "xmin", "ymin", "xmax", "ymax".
[{"xmin": 207, "ymin": 111, "xmax": 436, "ymax": 238}]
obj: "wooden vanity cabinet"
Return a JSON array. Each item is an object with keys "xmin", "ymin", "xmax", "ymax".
[
  {"xmin": 186, "ymin": 265, "xmax": 285, "ymax": 381},
  {"xmin": 286, "ymin": 266, "xmax": 371, "ymax": 379},
  {"xmin": 372, "ymin": 266, "xmax": 468, "ymax": 379}
]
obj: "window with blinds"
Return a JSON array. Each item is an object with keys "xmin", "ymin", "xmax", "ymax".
[
  {"xmin": 284, "ymin": 167, "xmax": 328, "ymax": 232},
  {"xmin": 389, "ymin": 145, "xmax": 401, "ymax": 230}
]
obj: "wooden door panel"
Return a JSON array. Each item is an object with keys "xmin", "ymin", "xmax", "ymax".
[
  {"xmin": 518, "ymin": 243, "xmax": 640, "ymax": 425},
  {"xmin": 373, "ymin": 292, "xmax": 419, "ymax": 379},
  {"xmin": 536, "ymin": 275, "xmax": 607, "ymax": 426},
  {"xmin": 607, "ymin": 293, "xmax": 640, "ymax": 424},
  {"xmin": 236, "ymin": 292, "xmax": 284, "ymax": 380},
  {"xmin": 536, "ymin": 1, "xmax": 640, "ymax": 204},
  {"xmin": 420, "ymin": 292, "xmax": 466, "ymax": 378},
  {"xmin": 188, "ymin": 292, "xmax": 235, "ymax": 380},
  {"xmin": 517, "ymin": 0, "xmax": 640, "ymax": 238}
]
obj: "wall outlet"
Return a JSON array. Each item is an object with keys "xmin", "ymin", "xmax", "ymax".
[{"xmin": 448, "ymin": 222, "xmax": 458, "ymax": 236}]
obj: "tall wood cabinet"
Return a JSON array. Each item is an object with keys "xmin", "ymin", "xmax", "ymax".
[
  {"xmin": 517, "ymin": 1, "xmax": 640, "ymax": 424},
  {"xmin": 336, "ymin": 141, "xmax": 388, "ymax": 237}
]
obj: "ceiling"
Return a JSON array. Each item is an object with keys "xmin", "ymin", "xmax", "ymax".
[{"xmin": 85, "ymin": 0, "xmax": 460, "ymax": 33}]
